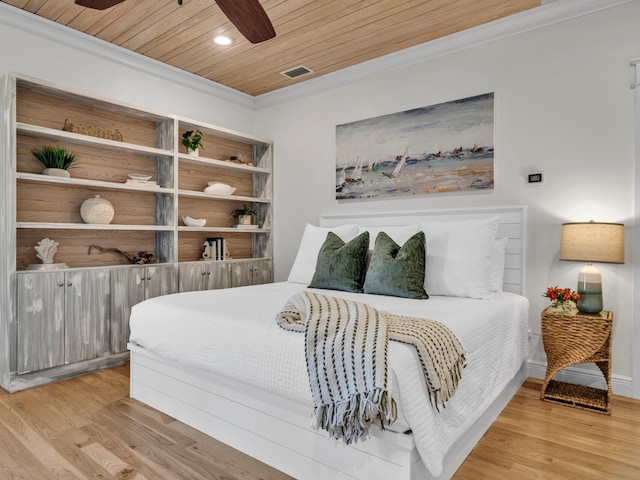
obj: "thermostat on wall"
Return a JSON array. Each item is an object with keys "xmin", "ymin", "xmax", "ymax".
[{"xmin": 527, "ymin": 171, "xmax": 545, "ymax": 185}]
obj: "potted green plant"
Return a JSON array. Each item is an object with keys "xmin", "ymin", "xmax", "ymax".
[
  {"xmin": 31, "ymin": 146, "xmax": 78, "ymax": 177},
  {"xmin": 231, "ymin": 204, "xmax": 257, "ymax": 225},
  {"xmin": 181, "ymin": 130, "xmax": 204, "ymax": 155}
]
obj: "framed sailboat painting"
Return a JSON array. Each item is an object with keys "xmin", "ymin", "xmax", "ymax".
[{"xmin": 335, "ymin": 93, "xmax": 495, "ymax": 200}]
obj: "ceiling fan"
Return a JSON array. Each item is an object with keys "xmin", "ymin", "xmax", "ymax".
[{"xmin": 74, "ymin": 0, "xmax": 276, "ymax": 44}]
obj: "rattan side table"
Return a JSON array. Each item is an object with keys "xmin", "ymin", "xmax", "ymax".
[{"xmin": 540, "ymin": 306, "xmax": 613, "ymax": 414}]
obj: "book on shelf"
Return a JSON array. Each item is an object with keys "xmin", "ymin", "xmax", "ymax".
[{"xmin": 206, "ymin": 237, "xmax": 226, "ymax": 261}]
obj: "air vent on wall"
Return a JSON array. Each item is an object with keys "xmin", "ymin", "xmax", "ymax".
[{"xmin": 281, "ymin": 65, "xmax": 313, "ymax": 79}]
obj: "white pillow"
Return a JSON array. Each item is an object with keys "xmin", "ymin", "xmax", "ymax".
[
  {"xmin": 357, "ymin": 224, "xmax": 420, "ymax": 250},
  {"xmin": 420, "ymin": 216, "xmax": 499, "ymax": 299},
  {"xmin": 287, "ymin": 224, "xmax": 359, "ymax": 284},
  {"xmin": 489, "ymin": 237, "xmax": 509, "ymax": 292}
]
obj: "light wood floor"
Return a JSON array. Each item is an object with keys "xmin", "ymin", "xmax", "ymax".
[{"xmin": 0, "ymin": 368, "xmax": 638, "ymax": 479}]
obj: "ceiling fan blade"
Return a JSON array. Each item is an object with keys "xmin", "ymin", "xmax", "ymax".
[
  {"xmin": 74, "ymin": 0, "xmax": 126, "ymax": 10},
  {"xmin": 215, "ymin": 0, "xmax": 276, "ymax": 44}
]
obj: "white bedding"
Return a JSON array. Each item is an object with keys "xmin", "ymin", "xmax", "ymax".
[{"xmin": 129, "ymin": 281, "xmax": 528, "ymax": 477}]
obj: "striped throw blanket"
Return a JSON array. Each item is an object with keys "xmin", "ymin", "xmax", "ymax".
[{"xmin": 276, "ymin": 292, "xmax": 466, "ymax": 444}]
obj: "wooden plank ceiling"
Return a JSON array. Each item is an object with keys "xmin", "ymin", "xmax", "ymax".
[{"xmin": 3, "ymin": 0, "xmax": 540, "ymax": 97}]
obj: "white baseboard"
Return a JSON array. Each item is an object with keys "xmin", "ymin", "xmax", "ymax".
[{"xmin": 527, "ymin": 360, "xmax": 633, "ymax": 398}]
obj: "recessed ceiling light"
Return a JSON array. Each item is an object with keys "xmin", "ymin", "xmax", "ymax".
[{"xmin": 214, "ymin": 36, "xmax": 232, "ymax": 46}]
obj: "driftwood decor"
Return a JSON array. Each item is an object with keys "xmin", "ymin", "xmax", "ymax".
[
  {"xmin": 88, "ymin": 245, "xmax": 156, "ymax": 264},
  {"xmin": 63, "ymin": 119, "xmax": 124, "ymax": 142}
]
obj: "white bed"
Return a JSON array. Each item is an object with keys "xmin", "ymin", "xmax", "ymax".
[{"xmin": 128, "ymin": 206, "xmax": 529, "ymax": 480}]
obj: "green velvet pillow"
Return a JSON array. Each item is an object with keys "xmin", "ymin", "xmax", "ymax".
[
  {"xmin": 308, "ymin": 231, "xmax": 369, "ymax": 293},
  {"xmin": 363, "ymin": 231, "xmax": 429, "ymax": 299}
]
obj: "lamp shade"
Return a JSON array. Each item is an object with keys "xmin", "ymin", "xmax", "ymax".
[{"xmin": 560, "ymin": 221, "xmax": 624, "ymax": 264}]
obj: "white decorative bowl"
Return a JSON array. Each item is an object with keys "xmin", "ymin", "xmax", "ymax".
[
  {"xmin": 128, "ymin": 173, "xmax": 152, "ymax": 181},
  {"xmin": 204, "ymin": 182, "xmax": 236, "ymax": 195},
  {"xmin": 182, "ymin": 216, "xmax": 206, "ymax": 227}
]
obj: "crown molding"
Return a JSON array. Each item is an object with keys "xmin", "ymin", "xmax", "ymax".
[
  {"xmin": 0, "ymin": 2, "xmax": 254, "ymax": 109},
  {"xmin": 254, "ymin": 0, "xmax": 637, "ymax": 109}
]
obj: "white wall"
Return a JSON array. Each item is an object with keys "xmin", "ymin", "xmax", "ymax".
[{"xmin": 256, "ymin": 3, "xmax": 640, "ymax": 380}]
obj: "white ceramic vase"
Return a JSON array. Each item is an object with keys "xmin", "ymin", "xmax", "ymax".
[
  {"xmin": 80, "ymin": 195, "xmax": 114, "ymax": 224},
  {"xmin": 42, "ymin": 168, "xmax": 70, "ymax": 178}
]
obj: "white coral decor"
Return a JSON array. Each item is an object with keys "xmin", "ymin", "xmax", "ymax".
[{"xmin": 34, "ymin": 238, "xmax": 59, "ymax": 264}]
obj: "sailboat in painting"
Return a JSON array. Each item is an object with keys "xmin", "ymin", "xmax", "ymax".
[
  {"xmin": 345, "ymin": 155, "xmax": 363, "ymax": 183},
  {"xmin": 383, "ymin": 148, "xmax": 408, "ymax": 178}
]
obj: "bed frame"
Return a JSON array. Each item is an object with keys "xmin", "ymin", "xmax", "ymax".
[{"xmin": 129, "ymin": 205, "xmax": 528, "ymax": 480}]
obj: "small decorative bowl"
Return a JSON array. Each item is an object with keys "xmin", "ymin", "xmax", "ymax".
[
  {"xmin": 128, "ymin": 173, "xmax": 152, "ymax": 181},
  {"xmin": 182, "ymin": 216, "xmax": 206, "ymax": 227},
  {"xmin": 204, "ymin": 182, "xmax": 236, "ymax": 195}
]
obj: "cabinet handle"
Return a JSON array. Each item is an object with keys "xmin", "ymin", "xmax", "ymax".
[
  {"xmin": 140, "ymin": 275, "xmax": 145, "ymax": 281},
  {"xmin": 207, "ymin": 272, "xmax": 211, "ymax": 276},
  {"xmin": 58, "ymin": 282, "xmax": 64, "ymax": 287},
  {"xmin": 202, "ymin": 272, "xmax": 206, "ymax": 276},
  {"xmin": 67, "ymin": 282, "xmax": 72, "ymax": 287},
  {"xmin": 147, "ymin": 276, "xmax": 151, "ymax": 280}
]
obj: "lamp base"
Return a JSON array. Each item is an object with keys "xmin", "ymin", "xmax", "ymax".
[
  {"xmin": 577, "ymin": 284, "xmax": 603, "ymax": 314},
  {"xmin": 576, "ymin": 263, "xmax": 603, "ymax": 314}
]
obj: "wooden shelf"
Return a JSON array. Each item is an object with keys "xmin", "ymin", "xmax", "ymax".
[
  {"xmin": 177, "ymin": 154, "xmax": 271, "ymax": 174},
  {"xmin": 178, "ymin": 117, "xmax": 271, "ymax": 146},
  {"xmin": 17, "ymin": 123, "xmax": 172, "ymax": 158},
  {"xmin": 177, "ymin": 189, "xmax": 270, "ymax": 203},
  {"xmin": 16, "ymin": 172, "xmax": 173, "ymax": 193},
  {"xmin": 17, "ymin": 222, "xmax": 174, "ymax": 231},
  {"xmin": 177, "ymin": 226, "xmax": 271, "ymax": 233}
]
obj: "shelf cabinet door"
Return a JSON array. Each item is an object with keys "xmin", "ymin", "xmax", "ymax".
[
  {"xmin": 179, "ymin": 262, "xmax": 230, "ymax": 293},
  {"xmin": 230, "ymin": 259, "xmax": 272, "ymax": 288},
  {"xmin": 16, "ymin": 273, "xmax": 65, "ymax": 374},
  {"xmin": 144, "ymin": 264, "xmax": 178, "ymax": 299},
  {"xmin": 251, "ymin": 259, "xmax": 273, "ymax": 286},
  {"xmin": 206, "ymin": 262, "xmax": 231, "ymax": 290},
  {"xmin": 110, "ymin": 267, "xmax": 146, "ymax": 354},
  {"xmin": 110, "ymin": 264, "xmax": 178, "ymax": 354},
  {"xmin": 64, "ymin": 269, "xmax": 110, "ymax": 365},
  {"xmin": 179, "ymin": 262, "xmax": 208, "ymax": 293}
]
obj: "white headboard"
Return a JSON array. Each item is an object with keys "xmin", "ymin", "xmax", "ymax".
[{"xmin": 320, "ymin": 205, "xmax": 527, "ymax": 295}]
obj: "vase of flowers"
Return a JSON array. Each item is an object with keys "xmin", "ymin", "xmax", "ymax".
[{"xmin": 543, "ymin": 286, "xmax": 580, "ymax": 313}]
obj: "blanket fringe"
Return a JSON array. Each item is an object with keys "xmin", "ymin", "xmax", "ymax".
[
  {"xmin": 315, "ymin": 388, "xmax": 397, "ymax": 444},
  {"xmin": 431, "ymin": 355, "xmax": 466, "ymax": 411}
]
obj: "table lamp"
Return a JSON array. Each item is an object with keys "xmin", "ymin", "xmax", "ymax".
[{"xmin": 559, "ymin": 221, "xmax": 624, "ymax": 314}]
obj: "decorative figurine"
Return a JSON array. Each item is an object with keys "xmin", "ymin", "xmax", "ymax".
[
  {"xmin": 26, "ymin": 238, "xmax": 67, "ymax": 270},
  {"xmin": 202, "ymin": 241, "xmax": 213, "ymax": 260},
  {"xmin": 34, "ymin": 238, "xmax": 59, "ymax": 264}
]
